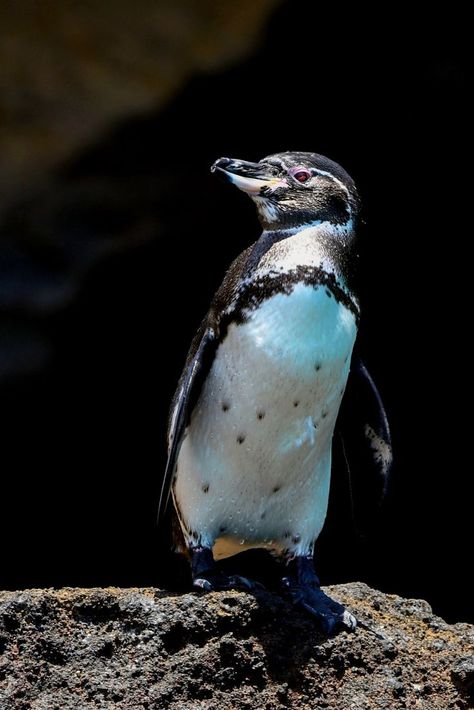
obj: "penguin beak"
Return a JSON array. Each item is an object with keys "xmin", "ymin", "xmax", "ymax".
[{"xmin": 211, "ymin": 157, "xmax": 285, "ymax": 195}]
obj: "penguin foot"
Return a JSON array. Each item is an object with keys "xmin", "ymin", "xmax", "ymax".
[
  {"xmin": 283, "ymin": 583, "xmax": 357, "ymax": 633},
  {"xmin": 191, "ymin": 546, "xmax": 260, "ymax": 592},
  {"xmin": 281, "ymin": 555, "xmax": 357, "ymax": 634}
]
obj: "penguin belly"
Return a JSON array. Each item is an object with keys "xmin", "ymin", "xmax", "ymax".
[{"xmin": 174, "ymin": 282, "xmax": 357, "ymax": 559}]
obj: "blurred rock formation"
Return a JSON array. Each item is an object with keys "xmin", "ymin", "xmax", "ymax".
[
  {"xmin": 0, "ymin": 0, "xmax": 278, "ymax": 208},
  {"xmin": 0, "ymin": 0, "xmax": 280, "ymax": 379}
]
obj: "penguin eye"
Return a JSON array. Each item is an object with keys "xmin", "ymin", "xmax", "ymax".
[{"xmin": 289, "ymin": 167, "xmax": 311, "ymax": 183}]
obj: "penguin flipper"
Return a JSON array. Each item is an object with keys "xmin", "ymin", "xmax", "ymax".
[
  {"xmin": 157, "ymin": 245, "xmax": 256, "ymax": 526},
  {"xmin": 336, "ymin": 355, "xmax": 393, "ymax": 531},
  {"xmin": 157, "ymin": 324, "xmax": 217, "ymax": 524}
]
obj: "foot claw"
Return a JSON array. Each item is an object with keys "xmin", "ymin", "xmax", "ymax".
[
  {"xmin": 193, "ymin": 577, "xmax": 213, "ymax": 592},
  {"xmin": 191, "ymin": 548, "xmax": 262, "ymax": 593},
  {"xmin": 342, "ymin": 610, "xmax": 358, "ymax": 631},
  {"xmin": 193, "ymin": 573, "xmax": 231, "ymax": 591},
  {"xmin": 193, "ymin": 572, "xmax": 262, "ymax": 593}
]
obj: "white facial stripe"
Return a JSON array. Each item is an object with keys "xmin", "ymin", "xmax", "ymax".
[
  {"xmin": 311, "ymin": 169, "xmax": 351, "ymax": 199},
  {"xmin": 249, "ymin": 167, "xmax": 353, "ymax": 227},
  {"xmin": 264, "ymin": 163, "xmax": 351, "ymax": 197}
]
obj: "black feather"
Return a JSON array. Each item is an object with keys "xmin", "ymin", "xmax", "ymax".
[
  {"xmin": 157, "ymin": 326, "xmax": 216, "ymax": 523},
  {"xmin": 335, "ymin": 354, "xmax": 393, "ymax": 535}
]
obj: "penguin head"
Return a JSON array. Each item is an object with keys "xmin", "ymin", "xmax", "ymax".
[{"xmin": 212, "ymin": 151, "xmax": 359, "ymax": 231}]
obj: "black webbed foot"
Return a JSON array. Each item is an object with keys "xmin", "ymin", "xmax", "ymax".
[
  {"xmin": 282, "ymin": 555, "xmax": 357, "ymax": 634},
  {"xmin": 191, "ymin": 547, "xmax": 260, "ymax": 592}
]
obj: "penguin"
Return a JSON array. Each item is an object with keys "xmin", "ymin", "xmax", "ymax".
[{"xmin": 158, "ymin": 152, "xmax": 392, "ymax": 633}]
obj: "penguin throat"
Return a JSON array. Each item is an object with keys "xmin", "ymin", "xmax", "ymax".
[
  {"xmin": 253, "ymin": 196, "xmax": 353, "ymax": 233},
  {"xmin": 262, "ymin": 217, "xmax": 354, "ymax": 240},
  {"xmin": 253, "ymin": 219, "xmax": 358, "ymax": 295}
]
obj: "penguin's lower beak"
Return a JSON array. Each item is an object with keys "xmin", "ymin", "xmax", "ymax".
[{"xmin": 211, "ymin": 157, "xmax": 285, "ymax": 195}]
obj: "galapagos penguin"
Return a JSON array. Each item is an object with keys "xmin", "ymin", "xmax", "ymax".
[{"xmin": 158, "ymin": 152, "xmax": 392, "ymax": 633}]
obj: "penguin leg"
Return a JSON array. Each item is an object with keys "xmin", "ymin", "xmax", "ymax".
[
  {"xmin": 281, "ymin": 554, "xmax": 357, "ymax": 633},
  {"xmin": 190, "ymin": 546, "xmax": 258, "ymax": 592}
]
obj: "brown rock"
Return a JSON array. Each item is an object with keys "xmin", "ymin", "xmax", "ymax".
[
  {"xmin": 0, "ymin": 0, "xmax": 280, "ymax": 210},
  {"xmin": 0, "ymin": 582, "xmax": 472, "ymax": 708}
]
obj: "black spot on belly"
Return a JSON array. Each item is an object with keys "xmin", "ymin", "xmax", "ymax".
[
  {"xmin": 222, "ymin": 401, "xmax": 230, "ymax": 412},
  {"xmin": 257, "ymin": 410, "xmax": 265, "ymax": 420},
  {"xmin": 237, "ymin": 434, "xmax": 246, "ymax": 444},
  {"xmin": 293, "ymin": 400, "xmax": 299, "ymax": 408},
  {"xmin": 315, "ymin": 363, "xmax": 322, "ymax": 372},
  {"xmin": 312, "ymin": 419, "xmax": 318, "ymax": 429},
  {"xmin": 292, "ymin": 534, "xmax": 301, "ymax": 544},
  {"xmin": 260, "ymin": 512, "xmax": 266, "ymax": 519},
  {"xmin": 272, "ymin": 485, "xmax": 281, "ymax": 493},
  {"xmin": 325, "ymin": 288, "xmax": 332, "ymax": 298},
  {"xmin": 284, "ymin": 530, "xmax": 291, "ymax": 538},
  {"xmin": 202, "ymin": 483, "xmax": 210, "ymax": 493},
  {"xmin": 322, "ymin": 410, "xmax": 328, "ymax": 419},
  {"xmin": 219, "ymin": 525, "xmax": 227, "ymax": 533}
]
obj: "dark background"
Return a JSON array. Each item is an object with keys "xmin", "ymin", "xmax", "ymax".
[{"xmin": 0, "ymin": 2, "xmax": 470, "ymax": 623}]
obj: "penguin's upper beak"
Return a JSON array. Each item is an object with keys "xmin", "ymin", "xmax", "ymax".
[{"xmin": 211, "ymin": 157, "xmax": 285, "ymax": 196}]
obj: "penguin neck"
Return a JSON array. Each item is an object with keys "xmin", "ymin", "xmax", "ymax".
[
  {"xmin": 256, "ymin": 218, "xmax": 358, "ymax": 291},
  {"xmin": 263, "ymin": 217, "xmax": 355, "ymax": 240}
]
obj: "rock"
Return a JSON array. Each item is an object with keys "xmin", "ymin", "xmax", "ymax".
[
  {"xmin": 0, "ymin": 0, "xmax": 280, "ymax": 211},
  {"xmin": 452, "ymin": 657, "xmax": 474, "ymax": 699},
  {"xmin": 0, "ymin": 582, "xmax": 472, "ymax": 709},
  {"xmin": 0, "ymin": 0, "xmax": 280, "ymax": 380},
  {"xmin": 0, "ymin": 0, "xmax": 281, "ymax": 377}
]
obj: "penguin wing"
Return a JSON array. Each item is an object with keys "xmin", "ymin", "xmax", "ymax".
[
  {"xmin": 157, "ymin": 323, "xmax": 217, "ymax": 524},
  {"xmin": 157, "ymin": 245, "xmax": 256, "ymax": 525},
  {"xmin": 335, "ymin": 355, "xmax": 393, "ymax": 532}
]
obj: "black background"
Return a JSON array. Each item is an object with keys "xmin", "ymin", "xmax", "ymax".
[{"xmin": 1, "ymin": 2, "xmax": 470, "ymax": 622}]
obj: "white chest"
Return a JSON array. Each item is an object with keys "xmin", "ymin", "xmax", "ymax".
[{"xmin": 174, "ymin": 283, "xmax": 357, "ymax": 557}]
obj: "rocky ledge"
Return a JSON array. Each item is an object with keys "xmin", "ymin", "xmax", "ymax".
[{"xmin": 0, "ymin": 583, "xmax": 472, "ymax": 709}]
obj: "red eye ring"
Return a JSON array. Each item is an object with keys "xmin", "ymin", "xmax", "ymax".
[{"xmin": 289, "ymin": 167, "xmax": 311, "ymax": 183}]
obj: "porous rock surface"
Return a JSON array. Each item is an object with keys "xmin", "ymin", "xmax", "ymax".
[{"xmin": 0, "ymin": 583, "xmax": 472, "ymax": 709}]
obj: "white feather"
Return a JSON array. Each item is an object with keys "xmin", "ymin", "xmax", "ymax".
[{"xmin": 174, "ymin": 281, "xmax": 357, "ymax": 559}]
